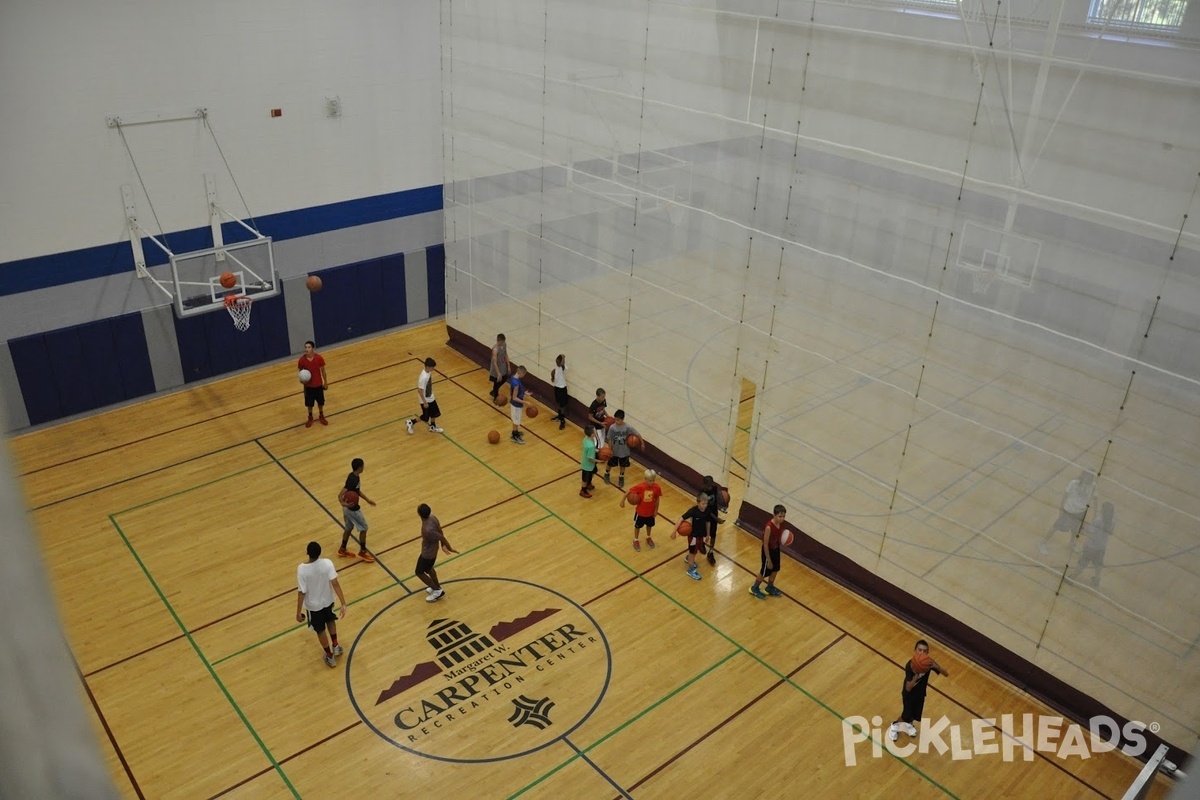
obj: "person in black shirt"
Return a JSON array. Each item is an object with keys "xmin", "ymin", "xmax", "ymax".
[{"xmin": 887, "ymin": 639, "xmax": 949, "ymax": 741}]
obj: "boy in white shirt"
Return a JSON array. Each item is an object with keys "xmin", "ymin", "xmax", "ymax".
[{"xmin": 295, "ymin": 541, "xmax": 348, "ymax": 667}]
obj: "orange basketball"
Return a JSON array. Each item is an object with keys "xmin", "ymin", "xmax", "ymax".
[
  {"xmin": 911, "ymin": 651, "xmax": 933, "ymax": 674},
  {"xmin": 343, "ymin": 490, "xmax": 359, "ymax": 506},
  {"xmin": 676, "ymin": 520, "xmax": 692, "ymax": 536},
  {"xmin": 604, "ymin": 416, "xmax": 616, "ymax": 429},
  {"xmin": 720, "ymin": 488, "xmax": 730, "ymax": 506},
  {"xmin": 487, "ymin": 430, "xmax": 500, "ymax": 444},
  {"xmin": 598, "ymin": 445, "xmax": 613, "ymax": 462},
  {"xmin": 306, "ymin": 275, "xmax": 322, "ymax": 292},
  {"xmin": 627, "ymin": 434, "xmax": 641, "ymax": 448},
  {"xmin": 494, "ymin": 394, "xmax": 508, "ymax": 407},
  {"xmin": 525, "ymin": 404, "xmax": 538, "ymax": 418},
  {"xmin": 626, "ymin": 491, "xmax": 642, "ymax": 505},
  {"xmin": 219, "ymin": 271, "xmax": 236, "ymax": 289}
]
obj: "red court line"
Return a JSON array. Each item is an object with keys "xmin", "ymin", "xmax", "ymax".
[
  {"xmin": 626, "ymin": 634, "xmax": 846, "ymax": 793},
  {"xmin": 208, "ymin": 720, "xmax": 363, "ymax": 799},
  {"xmin": 721, "ymin": 550, "xmax": 1114, "ymax": 798},
  {"xmin": 77, "ymin": 663, "xmax": 145, "ymax": 799},
  {"xmin": 20, "ymin": 358, "xmax": 420, "ymax": 477}
]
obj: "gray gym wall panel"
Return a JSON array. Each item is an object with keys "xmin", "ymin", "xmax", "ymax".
[
  {"xmin": 404, "ymin": 248, "xmax": 430, "ymax": 323},
  {"xmin": 140, "ymin": 305, "xmax": 184, "ymax": 392},
  {"xmin": 0, "ymin": 343, "xmax": 30, "ymax": 431}
]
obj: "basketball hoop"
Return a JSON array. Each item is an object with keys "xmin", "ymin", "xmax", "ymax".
[
  {"xmin": 224, "ymin": 294, "xmax": 253, "ymax": 331},
  {"xmin": 972, "ymin": 269, "xmax": 996, "ymax": 295}
]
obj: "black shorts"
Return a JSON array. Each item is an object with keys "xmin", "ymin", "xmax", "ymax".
[
  {"xmin": 1051, "ymin": 509, "xmax": 1086, "ymax": 533},
  {"xmin": 1078, "ymin": 546, "xmax": 1105, "ymax": 568},
  {"xmin": 304, "ymin": 386, "xmax": 326, "ymax": 408},
  {"xmin": 607, "ymin": 455, "xmax": 631, "ymax": 468},
  {"xmin": 634, "ymin": 513, "xmax": 655, "ymax": 530},
  {"xmin": 554, "ymin": 386, "xmax": 569, "ymax": 407},
  {"xmin": 901, "ymin": 690, "xmax": 926, "ymax": 723},
  {"xmin": 307, "ymin": 603, "xmax": 336, "ymax": 634},
  {"xmin": 419, "ymin": 400, "xmax": 442, "ymax": 421},
  {"xmin": 687, "ymin": 533, "xmax": 707, "ymax": 554},
  {"xmin": 760, "ymin": 546, "xmax": 781, "ymax": 577},
  {"xmin": 415, "ymin": 554, "xmax": 438, "ymax": 574},
  {"xmin": 581, "ymin": 468, "xmax": 597, "ymax": 484}
]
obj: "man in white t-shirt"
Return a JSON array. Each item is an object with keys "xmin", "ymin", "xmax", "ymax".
[
  {"xmin": 1039, "ymin": 470, "xmax": 1097, "ymax": 555},
  {"xmin": 406, "ymin": 357, "xmax": 444, "ymax": 435},
  {"xmin": 295, "ymin": 542, "xmax": 348, "ymax": 668}
]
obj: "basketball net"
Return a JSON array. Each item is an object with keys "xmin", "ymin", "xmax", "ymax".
[
  {"xmin": 224, "ymin": 295, "xmax": 253, "ymax": 331},
  {"xmin": 972, "ymin": 269, "xmax": 995, "ymax": 295}
]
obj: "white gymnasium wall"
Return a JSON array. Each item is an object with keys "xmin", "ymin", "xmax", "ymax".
[
  {"xmin": 443, "ymin": 0, "xmax": 1200, "ymax": 752},
  {"xmin": 0, "ymin": 0, "xmax": 442, "ymax": 264}
]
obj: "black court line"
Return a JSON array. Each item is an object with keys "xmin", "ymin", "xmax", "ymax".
[
  {"xmin": 87, "ymin": 479, "xmax": 569, "ymax": 679},
  {"xmin": 254, "ymin": 439, "xmax": 408, "ymax": 586},
  {"xmin": 20, "ymin": 357, "xmax": 421, "ymax": 477},
  {"xmin": 209, "ymin": 720, "xmax": 364, "ymax": 799},
  {"xmin": 626, "ymin": 634, "xmax": 846, "ymax": 793},
  {"xmin": 721, "ymin": 548, "xmax": 1115, "ymax": 798},
  {"xmin": 563, "ymin": 737, "xmax": 632, "ymax": 800},
  {"xmin": 76, "ymin": 658, "xmax": 145, "ymax": 799},
  {"xmin": 29, "ymin": 384, "xmax": 422, "ymax": 512}
]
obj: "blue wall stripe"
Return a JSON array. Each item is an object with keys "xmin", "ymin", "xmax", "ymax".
[{"xmin": 0, "ymin": 185, "xmax": 443, "ymax": 297}]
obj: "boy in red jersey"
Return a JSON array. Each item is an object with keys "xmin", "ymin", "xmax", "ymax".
[
  {"xmin": 749, "ymin": 504, "xmax": 787, "ymax": 599},
  {"xmin": 298, "ymin": 341, "xmax": 329, "ymax": 427},
  {"xmin": 620, "ymin": 469, "xmax": 663, "ymax": 551}
]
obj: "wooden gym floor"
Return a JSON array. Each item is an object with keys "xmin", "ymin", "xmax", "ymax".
[{"xmin": 12, "ymin": 321, "xmax": 1168, "ymax": 798}]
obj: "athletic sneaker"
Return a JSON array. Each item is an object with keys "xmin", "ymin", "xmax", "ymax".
[
  {"xmin": 337, "ymin": 548, "xmax": 353, "ymax": 558},
  {"xmin": 306, "ymin": 418, "xmax": 314, "ymax": 428},
  {"xmin": 602, "ymin": 473, "xmax": 611, "ymax": 485},
  {"xmin": 707, "ymin": 551, "xmax": 716, "ymax": 566},
  {"xmin": 632, "ymin": 540, "xmax": 641, "ymax": 552},
  {"xmin": 426, "ymin": 588, "xmax": 445, "ymax": 603},
  {"xmin": 904, "ymin": 723, "xmax": 917, "ymax": 736},
  {"xmin": 332, "ymin": 645, "xmax": 344, "ymax": 656},
  {"xmin": 358, "ymin": 551, "xmax": 375, "ymax": 563},
  {"xmin": 406, "ymin": 419, "xmax": 415, "ymax": 435},
  {"xmin": 318, "ymin": 415, "xmax": 328, "ymax": 426},
  {"xmin": 579, "ymin": 489, "xmax": 592, "ymax": 498},
  {"xmin": 617, "ymin": 477, "xmax": 625, "ymax": 489},
  {"xmin": 749, "ymin": 586, "xmax": 767, "ymax": 600},
  {"xmin": 429, "ymin": 424, "xmax": 444, "ymax": 433},
  {"xmin": 426, "ymin": 586, "xmax": 435, "ymax": 594},
  {"xmin": 687, "ymin": 565, "xmax": 701, "ymax": 581},
  {"xmin": 765, "ymin": 585, "xmax": 782, "ymax": 597},
  {"xmin": 324, "ymin": 654, "xmax": 337, "ymax": 668},
  {"xmin": 645, "ymin": 536, "xmax": 656, "ymax": 549},
  {"xmin": 512, "ymin": 435, "xmax": 526, "ymax": 445},
  {"xmin": 887, "ymin": 723, "xmax": 899, "ymax": 741}
]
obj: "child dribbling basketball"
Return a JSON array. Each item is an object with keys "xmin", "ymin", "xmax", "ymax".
[
  {"xmin": 887, "ymin": 640, "xmax": 949, "ymax": 741},
  {"xmin": 620, "ymin": 469, "xmax": 662, "ymax": 551},
  {"xmin": 675, "ymin": 492, "xmax": 716, "ymax": 580}
]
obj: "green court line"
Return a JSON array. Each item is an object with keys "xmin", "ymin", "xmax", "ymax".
[
  {"xmin": 507, "ymin": 648, "xmax": 743, "ymax": 799},
  {"xmin": 435, "ymin": 432, "xmax": 959, "ymax": 798},
  {"xmin": 210, "ymin": 580, "xmax": 405, "ymax": 667},
  {"xmin": 210, "ymin": 512, "xmax": 554, "ymax": 666},
  {"xmin": 108, "ymin": 516, "xmax": 300, "ymax": 799},
  {"xmin": 108, "ymin": 406, "xmax": 954, "ymax": 795}
]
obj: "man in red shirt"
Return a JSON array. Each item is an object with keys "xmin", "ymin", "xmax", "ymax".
[
  {"xmin": 620, "ymin": 469, "xmax": 663, "ymax": 551},
  {"xmin": 298, "ymin": 340, "xmax": 329, "ymax": 427}
]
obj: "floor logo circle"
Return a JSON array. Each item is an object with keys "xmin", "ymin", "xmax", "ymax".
[{"xmin": 347, "ymin": 577, "xmax": 611, "ymax": 762}]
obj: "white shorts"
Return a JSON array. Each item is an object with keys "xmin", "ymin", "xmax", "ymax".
[{"xmin": 510, "ymin": 404, "xmax": 523, "ymax": 425}]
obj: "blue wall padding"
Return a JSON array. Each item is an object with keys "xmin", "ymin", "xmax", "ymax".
[{"xmin": 9, "ymin": 312, "xmax": 156, "ymax": 424}]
